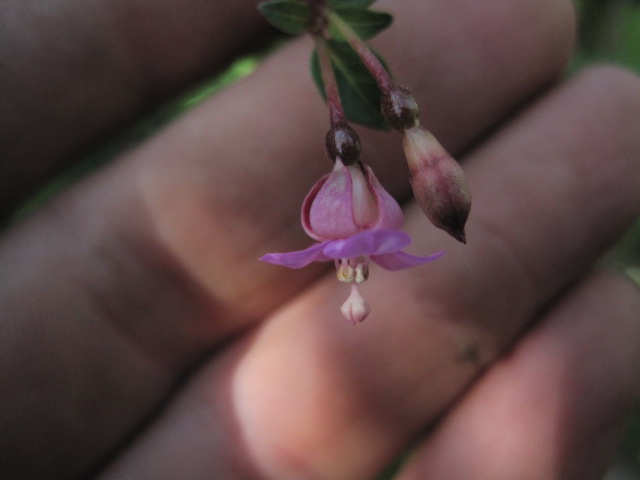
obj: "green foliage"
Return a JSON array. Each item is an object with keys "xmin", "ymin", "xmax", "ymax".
[
  {"xmin": 311, "ymin": 40, "xmax": 389, "ymax": 129},
  {"xmin": 575, "ymin": 0, "xmax": 640, "ymax": 72},
  {"xmin": 258, "ymin": 0, "xmax": 393, "ymax": 129},
  {"xmin": 258, "ymin": 0, "xmax": 392, "ymax": 42},
  {"xmin": 575, "ymin": 3, "xmax": 640, "ymax": 478},
  {"xmin": 614, "ymin": 4, "xmax": 640, "ymax": 69},
  {"xmin": 329, "ymin": 7, "xmax": 392, "ymax": 41},
  {"xmin": 328, "ymin": 0, "xmax": 377, "ymax": 8},
  {"xmin": 257, "ymin": 0, "xmax": 312, "ymax": 35}
]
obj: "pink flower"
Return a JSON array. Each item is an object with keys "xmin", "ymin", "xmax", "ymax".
[{"xmin": 260, "ymin": 158, "xmax": 443, "ymax": 324}]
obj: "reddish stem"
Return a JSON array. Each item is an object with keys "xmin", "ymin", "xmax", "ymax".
[
  {"xmin": 328, "ymin": 11, "xmax": 393, "ymax": 92},
  {"xmin": 315, "ymin": 35, "xmax": 346, "ymax": 127},
  {"xmin": 306, "ymin": 0, "xmax": 327, "ymax": 34}
]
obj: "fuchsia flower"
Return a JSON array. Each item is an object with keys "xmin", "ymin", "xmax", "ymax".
[{"xmin": 260, "ymin": 158, "xmax": 443, "ymax": 324}]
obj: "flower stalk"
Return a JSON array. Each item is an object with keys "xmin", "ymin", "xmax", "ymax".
[
  {"xmin": 314, "ymin": 29, "xmax": 363, "ymax": 165},
  {"xmin": 314, "ymin": 34, "xmax": 346, "ymax": 128},
  {"xmin": 326, "ymin": 11, "xmax": 393, "ymax": 92}
]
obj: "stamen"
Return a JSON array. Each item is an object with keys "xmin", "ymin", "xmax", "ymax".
[
  {"xmin": 355, "ymin": 256, "xmax": 370, "ymax": 283},
  {"xmin": 336, "ymin": 258, "xmax": 355, "ymax": 283},
  {"xmin": 355, "ymin": 263, "xmax": 368, "ymax": 283},
  {"xmin": 335, "ymin": 256, "xmax": 371, "ymax": 283}
]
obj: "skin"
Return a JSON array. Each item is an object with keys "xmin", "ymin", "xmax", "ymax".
[{"xmin": 1, "ymin": 0, "xmax": 639, "ymax": 479}]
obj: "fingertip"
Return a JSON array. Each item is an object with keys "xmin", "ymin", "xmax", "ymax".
[{"xmin": 395, "ymin": 270, "xmax": 640, "ymax": 480}]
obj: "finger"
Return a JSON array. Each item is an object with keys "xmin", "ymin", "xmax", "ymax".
[
  {"xmin": 395, "ymin": 271, "xmax": 640, "ymax": 480},
  {"xmin": 93, "ymin": 67, "xmax": 640, "ymax": 479},
  {"xmin": 0, "ymin": 0, "xmax": 271, "ymax": 216}
]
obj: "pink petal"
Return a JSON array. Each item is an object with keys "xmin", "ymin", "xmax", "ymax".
[
  {"xmin": 372, "ymin": 250, "xmax": 444, "ymax": 271},
  {"xmin": 259, "ymin": 242, "xmax": 329, "ymax": 268},
  {"xmin": 365, "ymin": 165, "xmax": 404, "ymax": 230},
  {"xmin": 304, "ymin": 160, "xmax": 360, "ymax": 240},
  {"xmin": 301, "ymin": 172, "xmax": 331, "ymax": 241},
  {"xmin": 322, "ymin": 229, "xmax": 411, "ymax": 259}
]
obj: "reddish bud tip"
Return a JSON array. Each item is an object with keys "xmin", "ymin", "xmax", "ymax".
[
  {"xmin": 453, "ymin": 228, "xmax": 467, "ymax": 245},
  {"xmin": 402, "ymin": 126, "xmax": 471, "ymax": 243}
]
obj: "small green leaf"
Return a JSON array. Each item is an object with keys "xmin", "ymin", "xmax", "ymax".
[
  {"xmin": 329, "ymin": 7, "xmax": 393, "ymax": 41},
  {"xmin": 328, "ymin": 0, "xmax": 377, "ymax": 8},
  {"xmin": 311, "ymin": 41, "xmax": 389, "ymax": 129},
  {"xmin": 258, "ymin": 0, "xmax": 312, "ymax": 35}
]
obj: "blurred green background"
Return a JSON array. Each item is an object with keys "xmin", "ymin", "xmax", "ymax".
[
  {"xmin": 577, "ymin": 1, "xmax": 640, "ymax": 477},
  {"xmin": 575, "ymin": 0, "xmax": 640, "ymax": 71},
  {"xmin": 575, "ymin": 0, "xmax": 640, "ymax": 285},
  {"xmin": 578, "ymin": 0, "xmax": 640, "ymax": 283}
]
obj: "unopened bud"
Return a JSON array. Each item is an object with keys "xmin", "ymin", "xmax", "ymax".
[
  {"xmin": 402, "ymin": 126, "xmax": 471, "ymax": 243},
  {"xmin": 381, "ymin": 85, "xmax": 420, "ymax": 132},
  {"xmin": 325, "ymin": 123, "xmax": 361, "ymax": 165}
]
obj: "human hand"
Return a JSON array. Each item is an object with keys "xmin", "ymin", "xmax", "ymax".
[{"xmin": 1, "ymin": 1, "xmax": 640, "ymax": 479}]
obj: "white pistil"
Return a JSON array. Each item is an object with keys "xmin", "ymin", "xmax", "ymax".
[{"xmin": 340, "ymin": 284, "xmax": 371, "ymax": 324}]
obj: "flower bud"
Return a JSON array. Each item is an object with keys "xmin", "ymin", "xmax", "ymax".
[
  {"xmin": 402, "ymin": 126, "xmax": 471, "ymax": 243},
  {"xmin": 325, "ymin": 123, "xmax": 361, "ymax": 165},
  {"xmin": 381, "ymin": 85, "xmax": 420, "ymax": 132}
]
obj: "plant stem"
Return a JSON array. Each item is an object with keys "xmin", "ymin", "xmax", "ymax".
[
  {"xmin": 327, "ymin": 11, "xmax": 393, "ymax": 92},
  {"xmin": 305, "ymin": 0, "xmax": 328, "ymax": 34},
  {"xmin": 314, "ymin": 35, "xmax": 346, "ymax": 127},
  {"xmin": 305, "ymin": 0, "xmax": 326, "ymax": 8}
]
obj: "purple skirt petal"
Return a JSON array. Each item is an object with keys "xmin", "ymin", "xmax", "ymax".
[
  {"xmin": 259, "ymin": 242, "xmax": 329, "ymax": 268},
  {"xmin": 372, "ymin": 250, "xmax": 445, "ymax": 271},
  {"xmin": 322, "ymin": 229, "xmax": 411, "ymax": 259}
]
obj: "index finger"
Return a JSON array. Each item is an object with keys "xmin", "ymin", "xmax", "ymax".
[{"xmin": 0, "ymin": 0, "xmax": 271, "ymax": 216}]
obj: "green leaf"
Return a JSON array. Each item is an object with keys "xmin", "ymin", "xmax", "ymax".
[
  {"xmin": 329, "ymin": 7, "xmax": 393, "ymax": 41},
  {"xmin": 311, "ymin": 40, "xmax": 389, "ymax": 129},
  {"xmin": 328, "ymin": 0, "xmax": 377, "ymax": 8},
  {"xmin": 258, "ymin": 0, "xmax": 312, "ymax": 35}
]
